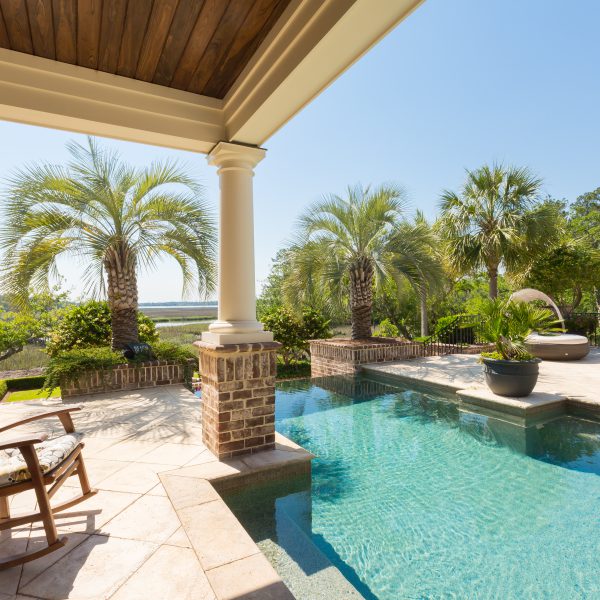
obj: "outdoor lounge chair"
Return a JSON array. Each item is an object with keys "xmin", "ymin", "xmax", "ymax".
[{"xmin": 0, "ymin": 406, "xmax": 96, "ymax": 569}]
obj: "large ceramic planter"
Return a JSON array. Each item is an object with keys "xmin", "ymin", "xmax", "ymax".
[{"xmin": 482, "ymin": 357, "xmax": 541, "ymax": 397}]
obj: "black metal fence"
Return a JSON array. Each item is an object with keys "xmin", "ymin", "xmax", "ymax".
[{"xmin": 566, "ymin": 313, "xmax": 600, "ymax": 346}]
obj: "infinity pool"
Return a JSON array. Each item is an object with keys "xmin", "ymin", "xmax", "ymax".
[{"xmin": 224, "ymin": 376, "xmax": 600, "ymax": 599}]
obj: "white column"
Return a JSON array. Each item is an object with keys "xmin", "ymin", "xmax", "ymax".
[{"xmin": 202, "ymin": 142, "xmax": 273, "ymax": 345}]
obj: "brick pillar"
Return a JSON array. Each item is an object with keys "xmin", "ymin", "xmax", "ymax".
[{"xmin": 195, "ymin": 341, "xmax": 281, "ymax": 459}]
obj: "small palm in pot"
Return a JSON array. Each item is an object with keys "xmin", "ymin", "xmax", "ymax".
[{"xmin": 477, "ymin": 299, "xmax": 560, "ymax": 397}]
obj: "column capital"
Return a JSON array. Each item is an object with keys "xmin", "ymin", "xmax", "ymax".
[{"xmin": 207, "ymin": 141, "xmax": 266, "ymax": 170}]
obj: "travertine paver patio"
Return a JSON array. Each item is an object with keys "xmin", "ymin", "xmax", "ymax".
[
  {"xmin": 363, "ymin": 348, "xmax": 600, "ymax": 419},
  {"xmin": 0, "ymin": 385, "xmax": 306, "ymax": 600}
]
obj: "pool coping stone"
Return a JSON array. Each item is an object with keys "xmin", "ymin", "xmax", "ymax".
[{"xmin": 159, "ymin": 432, "xmax": 313, "ymax": 600}]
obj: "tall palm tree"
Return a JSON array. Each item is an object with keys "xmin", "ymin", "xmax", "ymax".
[
  {"xmin": 284, "ymin": 184, "xmax": 440, "ymax": 339},
  {"xmin": 1, "ymin": 138, "xmax": 216, "ymax": 349},
  {"xmin": 396, "ymin": 211, "xmax": 444, "ymax": 337},
  {"xmin": 439, "ymin": 164, "xmax": 557, "ymax": 298}
]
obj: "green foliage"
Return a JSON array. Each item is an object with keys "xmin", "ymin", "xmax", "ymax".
[
  {"xmin": 46, "ymin": 301, "xmax": 158, "ymax": 356},
  {"xmin": 43, "ymin": 346, "xmax": 124, "ymax": 392},
  {"xmin": 477, "ymin": 299, "xmax": 560, "ymax": 360},
  {"xmin": 261, "ymin": 306, "xmax": 331, "ymax": 365},
  {"xmin": 5, "ymin": 375, "xmax": 46, "ymax": 391},
  {"xmin": 564, "ymin": 314, "xmax": 598, "ymax": 337},
  {"xmin": 524, "ymin": 240, "xmax": 600, "ymax": 315},
  {"xmin": 429, "ymin": 273, "xmax": 511, "ymax": 321},
  {"xmin": 438, "ymin": 164, "xmax": 560, "ymax": 297},
  {"xmin": 0, "ymin": 286, "xmax": 70, "ymax": 363},
  {"xmin": 434, "ymin": 314, "xmax": 465, "ymax": 335},
  {"xmin": 375, "ymin": 318, "xmax": 400, "ymax": 338},
  {"xmin": 0, "ymin": 312, "xmax": 33, "ymax": 361},
  {"xmin": 480, "ymin": 351, "xmax": 516, "ymax": 361},
  {"xmin": 151, "ymin": 341, "xmax": 196, "ymax": 363},
  {"xmin": 372, "ymin": 277, "xmax": 418, "ymax": 337},
  {"xmin": 298, "ymin": 308, "xmax": 331, "ymax": 347},
  {"xmin": 570, "ymin": 187, "xmax": 600, "ymax": 250},
  {"xmin": 276, "ymin": 359, "xmax": 311, "ymax": 380},
  {"xmin": 0, "ymin": 380, "xmax": 7, "ymax": 401}
]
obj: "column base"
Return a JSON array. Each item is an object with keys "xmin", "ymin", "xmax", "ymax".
[
  {"xmin": 201, "ymin": 330, "xmax": 274, "ymax": 345},
  {"xmin": 195, "ymin": 340, "xmax": 282, "ymax": 459}
]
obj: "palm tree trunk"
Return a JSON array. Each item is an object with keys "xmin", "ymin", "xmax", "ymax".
[
  {"xmin": 488, "ymin": 266, "xmax": 498, "ymax": 299},
  {"xmin": 419, "ymin": 285, "xmax": 429, "ymax": 337},
  {"xmin": 349, "ymin": 257, "xmax": 374, "ymax": 339},
  {"xmin": 105, "ymin": 253, "xmax": 139, "ymax": 350}
]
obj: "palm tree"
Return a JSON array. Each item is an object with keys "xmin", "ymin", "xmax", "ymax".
[
  {"xmin": 439, "ymin": 164, "xmax": 557, "ymax": 298},
  {"xmin": 284, "ymin": 184, "xmax": 440, "ymax": 339},
  {"xmin": 395, "ymin": 211, "xmax": 444, "ymax": 337},
  {"xmin": 1, "ymin": 138, "xmax": 216, "ymax": 349}
]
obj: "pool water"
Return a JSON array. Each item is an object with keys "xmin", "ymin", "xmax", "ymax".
[{"xmin": 224, "ymin": 376, "xmax": 600, "ymax": 600}]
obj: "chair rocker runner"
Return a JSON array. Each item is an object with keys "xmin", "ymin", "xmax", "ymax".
[{"xmin": 0, "ymin": 406, "xmax": 97, "ymax": 569}]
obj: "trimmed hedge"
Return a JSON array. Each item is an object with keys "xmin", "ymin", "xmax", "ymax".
[
  {"xmin": 5, "ymin": 375, "xmax": 46, "ymax": 391},
  {"xmin": 0, "ymin": 380, "xmax": 7, "ymax": 401}
]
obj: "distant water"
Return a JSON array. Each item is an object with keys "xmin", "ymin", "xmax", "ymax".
[
  {"xmin": 155, "ymin": 320, "xmax": 211, "ymax": 328},
  {"xmin": 140, "ymin": 304, "xmax": 217, "ymax": 310}
]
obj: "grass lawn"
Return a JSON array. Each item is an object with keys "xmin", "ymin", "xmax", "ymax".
[{"xmin": 5, "ymin": 387, "xmax": 61, "ymax": 402}]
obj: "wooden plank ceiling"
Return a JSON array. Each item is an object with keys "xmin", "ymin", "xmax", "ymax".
[{"xmin": 0, "ymin": 0, "xmax": 290, "ymax": 99}]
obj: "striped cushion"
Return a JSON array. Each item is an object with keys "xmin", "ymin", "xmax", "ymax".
[{"xmin": 0, "ymin": 433, "xmax": 82, "ymax": 486}]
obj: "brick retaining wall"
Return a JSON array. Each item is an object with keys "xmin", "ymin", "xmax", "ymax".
[
  {"xmin": 60, "ymin": 359, "xmax": 196, "ymax": 398},
  {"xmin": 309, "ymin": 338, "xmax": 495, "ymax": 377}
]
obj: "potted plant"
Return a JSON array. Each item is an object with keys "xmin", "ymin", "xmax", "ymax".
[{"xmin": 478, "ymin": 299, "xmax": 560, "ymax": 397}]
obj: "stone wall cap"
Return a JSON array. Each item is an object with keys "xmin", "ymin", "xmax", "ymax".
[
  {"xmin": 309, "ymin": 337, "xmax": 414, "ymax": 349},
  {"xmin": 194, "ymin": 340, "xmax": 282, "ymax": 353}
]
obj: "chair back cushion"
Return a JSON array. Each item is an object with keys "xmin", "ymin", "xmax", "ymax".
[{"xmin": 0, "ymin": 433, "xmax": 82, "ymax": 486}]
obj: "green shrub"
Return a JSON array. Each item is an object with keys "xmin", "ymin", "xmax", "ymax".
[
  {"xmin": 47, "ymin": 301, "xmax": 158, "ymax": 356},
  {"xmin": 299, "ymin": 308, "xmax": 332, "ymax": 349},
  {"xmin": 5, "ymin": 375, "xmax": 46, "ymax": 391},
  {"xmin": 276, "ymin": 359, "xmax": 311, "ymax": 380},
  {"xmin": 375, "ymin": 318, "xmax": 400, "ymax": 338},
  {"xmin": 151, "ymin": 341, "xmax": 197, "ymax": 363},
  {"xmin": 0, "ymin": 379, "xmax": 7, "ymax": 401},
  {"xmin": 43, "ymin": 346, "xmax": 124, "ymax": 392},
  {"xmin": 262, "ymin": 307, "xmax": 331, "ymax": 365},
  {"xmin": 480, "ymin": 350, "xmax": 535, "ymax": 362}
]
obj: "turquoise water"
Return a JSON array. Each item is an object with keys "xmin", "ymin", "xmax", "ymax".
[{"xmin": 225, "ymin": 376, "xmax": 600, "ymax": 599}]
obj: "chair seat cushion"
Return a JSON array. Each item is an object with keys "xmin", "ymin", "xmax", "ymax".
[{"xmin": 0, "ymin": 433, "xmax": 82, "ymax": 487}]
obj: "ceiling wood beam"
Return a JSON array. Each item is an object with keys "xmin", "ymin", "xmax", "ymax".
[
  {"xmin": 0, "ymin": 48, "xmax": 225, "ymax": 152},
  {"xmin": 224, "ymin": 0, "xmax": 423, "ymax": 146}
]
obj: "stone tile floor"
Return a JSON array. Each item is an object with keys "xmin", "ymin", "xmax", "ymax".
[{"xmin": 0, "ymin": 385, "xmax": 302, "ymax": 600}]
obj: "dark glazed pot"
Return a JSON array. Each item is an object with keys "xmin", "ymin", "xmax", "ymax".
[{"xmin": 482, "ymin": 357, "xmax": 541, "ymax": 397}]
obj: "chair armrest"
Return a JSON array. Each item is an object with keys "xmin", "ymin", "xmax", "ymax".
[
  {"xmin": 0, "ymin": 432, "xmax": 48, "ymax": 451},
  {"xmin": 0, "ymin": 405, "xmax": 82, "ymax": 434}
]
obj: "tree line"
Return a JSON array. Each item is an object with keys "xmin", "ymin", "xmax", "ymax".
[{"xmin": 258, "ymin": 165, "xmax": 600, "ymax": 340}]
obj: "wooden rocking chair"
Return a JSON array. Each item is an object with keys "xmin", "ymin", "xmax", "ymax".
[{"xmin": 0, "ymin": 406, "xmax": 97, "ymax": 569}]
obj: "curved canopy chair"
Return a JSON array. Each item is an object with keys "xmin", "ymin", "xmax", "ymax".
[{"xmin": 509, "ymin": 288, "xmax": 590, "ymax": 361}]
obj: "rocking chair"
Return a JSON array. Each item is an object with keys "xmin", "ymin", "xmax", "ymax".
[{"xmin": 0, "ymin": 405, "xmax": 97, "ymax": 569}]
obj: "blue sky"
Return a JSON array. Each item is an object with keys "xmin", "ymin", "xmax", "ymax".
[{"xmin": 0, "ymin": 0, "xmax": 598, "ymax": 302}]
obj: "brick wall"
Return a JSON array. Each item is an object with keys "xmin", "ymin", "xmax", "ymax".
[
  {"xmin": 195, "ymin": 341, "xmax": 281, "ymax": 459},
  {"xmin": 309, "ymin": 338, "xmax": 495, "ymax": 377},
  {"xmin": 60, "ymin": 359, "xmax": 196, "ymax": 399}
]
